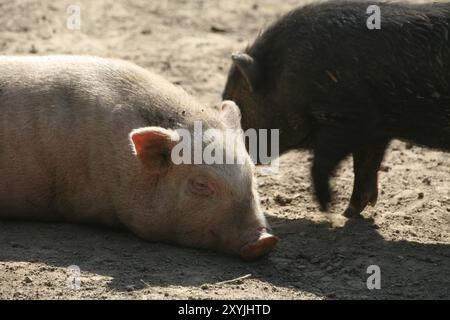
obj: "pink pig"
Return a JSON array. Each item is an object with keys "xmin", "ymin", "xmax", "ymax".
[{"xmin": 0, "ymin": 56, "xmax": 277, "ymax": 260}]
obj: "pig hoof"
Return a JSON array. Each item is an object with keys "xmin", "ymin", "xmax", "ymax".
[
  {"xmin": 239, "ymin": 233, "xmax": 279, "ymax": 261},
  {"xmin": 317, "ymin": 196, "xmax": 331, "ymax": 212},
  {"xmin": 343, "ymin": 206, "xmax": 364, "ymax": 219},
  {"xmin": 316, "ymin": 190, "xmax": 332, "ymax": 212},
  {"xmin": 346, "ymin": 190, "xmax": 378, "ymax": 217}
]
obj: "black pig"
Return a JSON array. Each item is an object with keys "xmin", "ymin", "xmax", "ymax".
[{"xmin": 223, "ymin": 1, "xmax": 450, "ymax": 217}]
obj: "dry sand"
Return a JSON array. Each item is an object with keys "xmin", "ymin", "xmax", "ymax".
[{"xmin": 0, "ymin": 0, "xmax": 449, "ymax": 299}]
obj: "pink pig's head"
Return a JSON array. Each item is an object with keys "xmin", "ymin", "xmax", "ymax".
[{"xmin": 127, "ymin": 101, "xmax": 278, "ymax": 260}]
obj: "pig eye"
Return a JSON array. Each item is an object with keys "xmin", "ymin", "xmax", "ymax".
[{"xmin": 188, "ymin": 176, "xmax": 215, "ymax": 197}]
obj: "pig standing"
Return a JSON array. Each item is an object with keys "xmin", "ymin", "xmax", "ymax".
[
  {"xmin": 223, "ymin": 1, "xmax": 450, "ymax": 217},
  {"xmin": 0, "ymin": 55, "xmax": 277, "ymax": 260}
]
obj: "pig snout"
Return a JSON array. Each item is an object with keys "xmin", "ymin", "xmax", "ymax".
[{"xmin": 239, "ymin": 227, "xmax": 278, "ymax": 261}]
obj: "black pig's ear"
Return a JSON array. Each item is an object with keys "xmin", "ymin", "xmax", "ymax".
[{"xmin": 231, "ymin": 52, "xmax": 260, "ymax": 92}]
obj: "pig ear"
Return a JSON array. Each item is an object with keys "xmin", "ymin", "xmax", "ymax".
[
  {"xmin": 231, "ymin": 52, "xmax": 260, "ymax": 92},
  {"xmin": 220, "ymin": 100, "xmax": 242, "ymax": 129},
  {"xmin": 129, "ymin": 127, "xmax": 180, "ymax": 174}
]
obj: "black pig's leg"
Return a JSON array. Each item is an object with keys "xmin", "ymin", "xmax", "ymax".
[
  {"xmin": 312, "ymin": 127, "xmax": 356, "ymax": 212},
  {"xmin": 344, "ymin": 140, "xmax": 388, "ymax": 218}
]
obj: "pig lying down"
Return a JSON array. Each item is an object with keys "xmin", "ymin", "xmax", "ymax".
[{"xmin": 0, "ymin": 56, "xmax": 277, "ymax": 260}]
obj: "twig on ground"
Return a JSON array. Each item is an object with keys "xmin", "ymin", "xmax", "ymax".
[{"xmin": 214, "ymin": 274, "xmax": 252, "ymax": 285}]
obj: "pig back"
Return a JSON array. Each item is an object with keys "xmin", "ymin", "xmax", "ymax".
[{"xmin": 0, "ymin": 56, "xmax": 192, "ymax": 225}]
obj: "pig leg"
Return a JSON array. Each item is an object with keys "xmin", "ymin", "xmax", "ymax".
[
  {"xmin": 344, "ymin": 141, "xmax": 388, "ymax": 218},
  {"xmin": 312, "ymin": 127, "xmax": 356, "ymax": 212}
]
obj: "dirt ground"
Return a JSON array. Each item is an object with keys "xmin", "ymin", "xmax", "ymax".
[{"xmin": 0, "ymin": 0, "xmax": 449, "ymax": 300}]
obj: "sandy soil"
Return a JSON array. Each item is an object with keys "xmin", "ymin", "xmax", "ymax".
[{"xmin": 0, "ymin": 0, "xmax": 449, "ymax": 300}]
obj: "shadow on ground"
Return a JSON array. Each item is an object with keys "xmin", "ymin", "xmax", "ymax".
[{"xmin": 0, "ymin": 214, "xmax": 449, "ymax": 299}]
